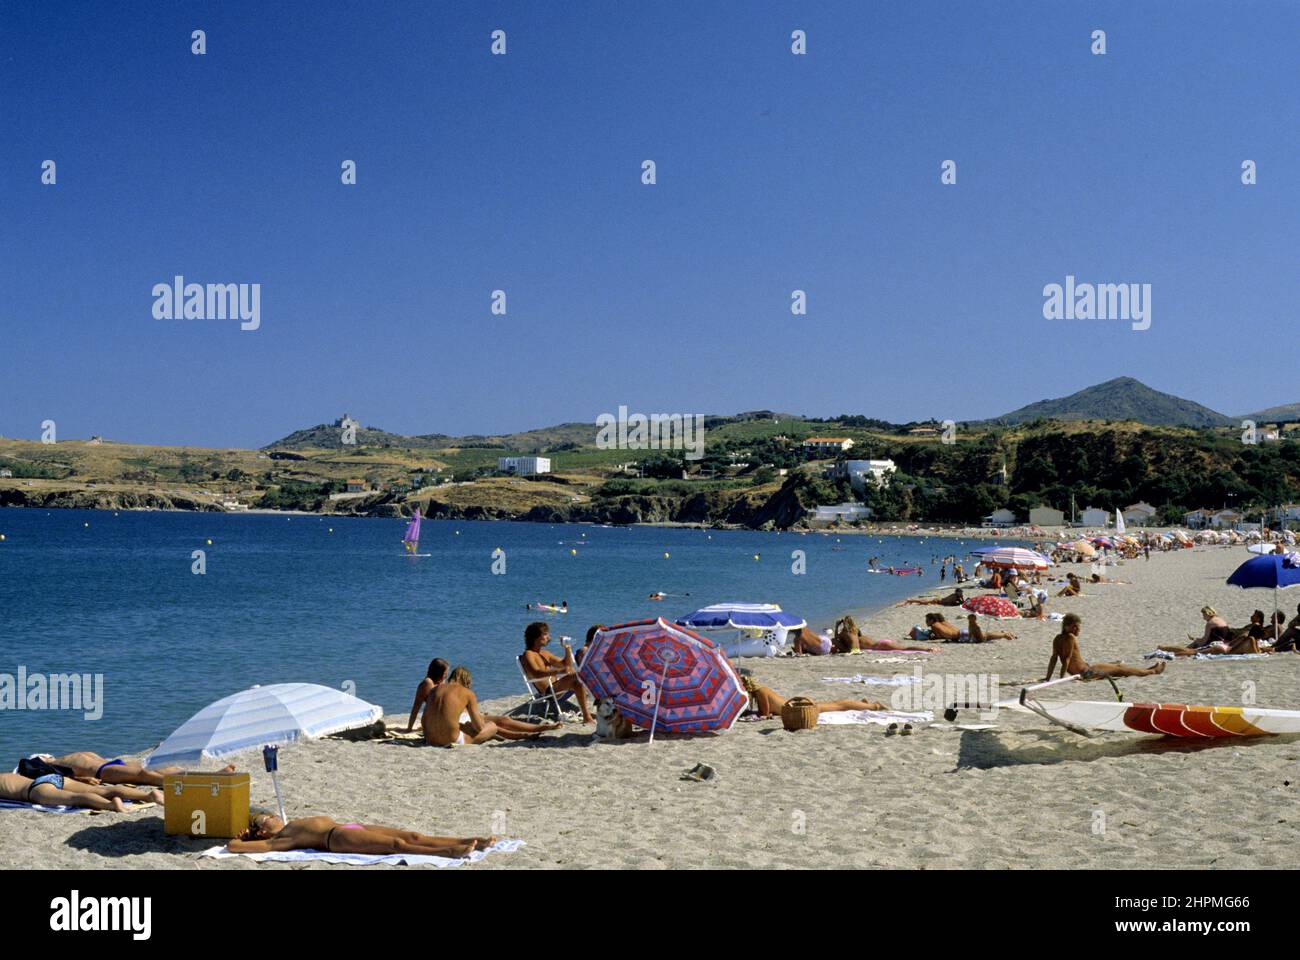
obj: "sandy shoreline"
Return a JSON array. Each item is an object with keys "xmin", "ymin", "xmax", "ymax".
[{"xmin": 5, "ymin": 544, "xmax": 1299, "ymax": 870}]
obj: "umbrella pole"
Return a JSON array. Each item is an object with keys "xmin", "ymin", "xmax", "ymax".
[
  {"xmin": 647, "ymin": 654, "xmax": 672, "ymax": 746},
  {"xmin": 263, "ymin": 746, "xmax": 286, "ymax": 822}
]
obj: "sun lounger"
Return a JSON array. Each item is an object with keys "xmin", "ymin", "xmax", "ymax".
[{"xmin": 510, "ymin": 655, "xmax": 579, "ymax": 722}]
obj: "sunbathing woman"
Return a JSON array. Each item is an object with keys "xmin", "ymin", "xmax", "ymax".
[
  {"xmin": 450, "ymin": 667, "xmax": 560, "ymax": 738},
  {"xmin": 22, "ymin": 752, "xmax": 222, "ymax": 788},
  {"xmin": 228, "ymin": 810, "xmax": 494, "ymax": 858},
  {"xmin": 835, "ymin": 615, "xmax": 937, "ymax": 653},
  {"xmin": 0, "ymin": 772, "xmax": 163, "ymax": 811},
  {"xmin": 965, "ymin": 613, "xmax": 1017, "ymax": 642},
  {"xmin": 1057, "ymin": 573, "xmax": 1083, "ymax": 597},
  {"xmin": 521, "ymin": 621, "xmax": 593, "ymax": 723},
  {"xmin": 739, "ymin": 674, "xmax": 885, "ymax": 718},
  {"xmin": 900, "ymin": 588, "xmax": 964, "ymax": 607},
  {"xmin": 790, "ymin": 626, "xmax": 833, "ymax": 655},
  {"xmin": 1157, "ymin": 606, "xmax": 1238, "ymax": 656}
]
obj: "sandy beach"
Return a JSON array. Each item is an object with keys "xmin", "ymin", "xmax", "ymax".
[{"xmin": 4, "ymin": 544, "xmax": 1298, "ymax": 870}]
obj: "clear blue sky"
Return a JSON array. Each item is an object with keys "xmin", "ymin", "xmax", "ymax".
[{"xmin": 2, "ymin": 1, "xmax": 1296, "ymax": 446}]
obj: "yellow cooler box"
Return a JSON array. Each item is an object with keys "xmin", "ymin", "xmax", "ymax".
[{"xmin": 163, "ymin": 771, "xmax": 250, "ymax": 839}]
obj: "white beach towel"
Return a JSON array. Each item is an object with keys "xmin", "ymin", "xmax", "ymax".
[
  {"xmin": 854, "ymin": 655, "xmax": 930, "ymax": 663},
  {"xmin": 1144, "ymin": 650, "xmax": 1271, "ymax": 662},
  {"xmin": 817, "ymin": 709, "xmax": 933, "ymax": 726},
  {"xmin": 821, "ymin": 674, "xmax": 921, "ymax": 687},
  {"xmin": 200, "ymin": 837, "xmax": 524, "ymax": 867}
]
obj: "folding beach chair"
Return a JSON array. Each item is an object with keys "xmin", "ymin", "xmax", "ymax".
[
  {"xmin": 509, "ymin": 654, "xmax": 580, "ymax": 722},
  {"xmin": 1003, "ymin": 579, "xmax": 1031, "ymax": 613}
]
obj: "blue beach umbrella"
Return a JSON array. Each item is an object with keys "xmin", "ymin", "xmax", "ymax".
[
  {"xmin": 675, "ymin": 602, "xmax": 806, "ymax": 632},
  {"xmin": 1226, "ymin": 554, "xmax": 1300, "ymax": 644}
]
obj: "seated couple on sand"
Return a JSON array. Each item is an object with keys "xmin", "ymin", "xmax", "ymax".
[
  {"xmin": 790, "ymin": 616, "xmax": 936, "ymax": 655},
  {"xmin": 229, "ymin": 810, "xmax": 495, "ymax": 858},
  {"xmin": 738, "ymin": 672, "xmax": 886, "ymax": 718},
  {"xmin": 408, "ymin": 658, "xmax": 560, "ymax": 746},
  {"xmin": 1044, "ymin": 613, "xmax": 1165, "ymax": 681},
  {"xmin": 1157, "ymin": 607, "xmax": 1279, "ymax": 657},
  {"xmin": 909, "ymin": 612, "xmax": 1015, "ymax": 645}
]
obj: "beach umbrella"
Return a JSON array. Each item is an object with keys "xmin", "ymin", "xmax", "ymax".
[
  {"xmin": 675, "ymin": 602, "xmax": 806, "ymax": 632},
  {"xmin": 1226, "ymin": 554, "xmax": 1300, "ymax": 644},
  {"xmin": 146, "ymin": 683, "xmax": 383, "ymax": 820},
  {"xmin": 961, "ymin": 595, "xmax": 1020, "ymax": 619},
  {"xmin": 1071, "ymin": 539, "xmax": 1096, "ymax": 557},
  {"xmin": 579, "ymin": 617, "xmax": 747, "ymax": 741},
  {"xmin": 968, "ymin": 546, "xmax": 1052, "ymax": 570}
]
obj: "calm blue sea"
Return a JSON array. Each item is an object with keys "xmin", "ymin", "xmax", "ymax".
[{"xmin": 0, "ymin": 508, "xmax": 1015, "ymax": 761}]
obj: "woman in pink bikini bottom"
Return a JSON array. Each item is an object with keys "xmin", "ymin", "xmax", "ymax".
[{"xmin": 228, "ymin": 812, "xmax": 496, "ymax": 858}]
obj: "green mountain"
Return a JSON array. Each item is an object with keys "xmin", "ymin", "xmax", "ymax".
[
  {"xmin": 1240, "ymin": 402, "xmax": 1300, "ymax": 424},
  {"xmin": 978, "ymin": 377, "xmax": 1235, "ymax": 429}
]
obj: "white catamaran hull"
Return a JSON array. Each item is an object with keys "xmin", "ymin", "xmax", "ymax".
[{"xmin": 1021, "ymin": 698, "xmax": 1300, "ymax": 737}]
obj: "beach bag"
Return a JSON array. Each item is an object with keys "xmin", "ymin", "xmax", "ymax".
[{"xmin": 781, "ymin": 697, "xmax": 819, "ymax": 732}]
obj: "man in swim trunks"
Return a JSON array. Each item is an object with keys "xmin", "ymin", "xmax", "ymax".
[
  {"xmin": 229, "ymin": 811, "xmax": 494, "ymax": 858},
  {"xmin": 521, "ymin": 621, "xmax": 594, "ymax": 723},
  {"xmin": 1043, "ymin": 613, "xmax": 1166, "ymax": 681},
  {"xmin": 0, "ymin": 772, "xmax": 163, "ymax": 811},
  {"xmin": 405, "ymin": 657, "xmax": 449, "ymax": 732}
]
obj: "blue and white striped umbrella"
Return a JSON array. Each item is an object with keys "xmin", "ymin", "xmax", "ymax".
[
  {"xmin": 676, "ymin": 602, "xmax": 806, "ymax": 631},
  {"xmin": 146, "ymin": 683, "xmax": 383, "ymax": 768}
]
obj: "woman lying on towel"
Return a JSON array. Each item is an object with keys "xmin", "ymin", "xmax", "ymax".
[
  {"xmin": 0, "ymin": 772, "xmax": 163, "ymax": 811},
  {"xmin": 836, "ymin": 616, "xmax": 937, "ymax": 653},
  {"xmin": 20, "ymin": 752, "xmax": 232, "ymax": 788},
  {"xmin": 229, "ymin": 811, "xmax": 494, "ymax": 858},
  {"xmin": 738, "ymin": 674, "xmax": 885, "ymax": 718}
]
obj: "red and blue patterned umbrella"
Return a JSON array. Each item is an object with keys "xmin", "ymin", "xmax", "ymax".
[
  {"xmin": 962, "ymin": 595, "xmax": 1020, "ymax": 619},
  {"xmin": 577, "ymin": 617, "xmax": 747, "ymax": 735}
]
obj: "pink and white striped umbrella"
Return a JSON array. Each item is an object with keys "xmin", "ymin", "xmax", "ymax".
[{"xmin": 969, "ymin": 546, "xmax": 1052, "ymax": 570}]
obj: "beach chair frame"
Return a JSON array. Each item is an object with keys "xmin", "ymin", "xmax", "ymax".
[{"xmin": 512, "ymin": 654, "xmax": 579, "ymax": 722}]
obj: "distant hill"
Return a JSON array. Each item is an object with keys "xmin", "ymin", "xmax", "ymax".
[
  {"xmin": 977, "ymin": 377, "xmax": 1235, "ymax": 429},
  {"xmin": 1240, "ymin": 402, "xmax": 1300, "ymax": 424}
]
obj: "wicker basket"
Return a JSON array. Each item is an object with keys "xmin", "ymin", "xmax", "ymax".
[{"xmin": 781, "ymin": 697, "xmax": 819, "ymax": 732}]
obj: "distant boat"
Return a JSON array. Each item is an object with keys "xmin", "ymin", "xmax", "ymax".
[{"xmin": 403, "ymin": 507, "xmax": 422, "ymax": 555}]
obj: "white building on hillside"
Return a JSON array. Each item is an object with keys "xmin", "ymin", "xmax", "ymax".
[
  {"xmin": 802, "ymin": 437, "xmax": 854, "ymax": 455},
  {"xmin": 498, "ymin": 456, "xmax": 551, "ymax": 476},
  {"xmin": 809, "ymin": 502, "xmax": 873, "ymax": 523},
  {"xmin": 835, "ymin": 459, "xmax": 896, "ymax": 492}
]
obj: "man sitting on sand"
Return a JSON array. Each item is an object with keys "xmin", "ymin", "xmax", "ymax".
[
  {"xmin": 0, "ymin": 771, "xmax": 163, "ymax": 811},
  {"xmin": 900, "ymin": 588, "xmax": 964, "ymax": 607},
  {"xmin": 229, "ymin": 810, "xmax": 494, "ymax": 858},
  {"xmin": 739, "ymin": 674, "xmax": 885, "ymax": 718},
  {"xmin": 405, "ymin": 657, "xmax": 449, "ymax": 732},
  {"xmin": 1044, "ymin": 613, "xmax": 1165, "ymax": 681},
  {"xmin": 964, "ymin": 613, "xmax": 1017, "ymax": 642},
  {"xmin": 521, "ymin": 621, "xmax": 593, "ymax": 723},
  {"xmin": 790, "ymin": 626, "xmax": 833, "ymax": 655}
]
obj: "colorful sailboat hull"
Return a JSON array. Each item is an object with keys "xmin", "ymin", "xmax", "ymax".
[{"xmin": 1023, "ymin": 699, "xmax": 1300, "ymax": 738}]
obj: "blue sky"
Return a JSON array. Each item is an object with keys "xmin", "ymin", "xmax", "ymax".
[{"xmin": 1, "ymin": 1, "xmax": 1296, "ymax": 446}]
